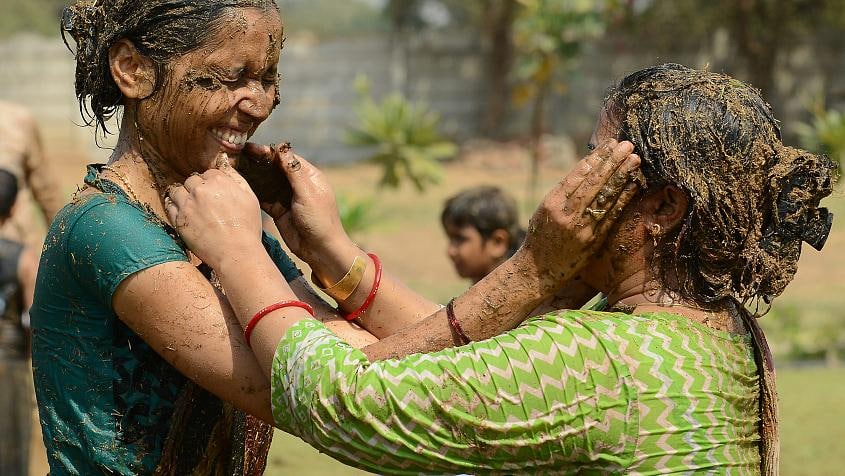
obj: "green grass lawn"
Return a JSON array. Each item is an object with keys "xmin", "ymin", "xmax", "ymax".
[{"xmin": 777, "ymin": 366, "xmax": 845, "ymax": 475}]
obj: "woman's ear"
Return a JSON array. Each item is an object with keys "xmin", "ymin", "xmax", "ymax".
[
  {"xmin": 642, "ymin": 185, "xmax": 689, "ymax": 231},
  {"xmin": 486, "ymin": 229, "xmax": 510, "ymax": 260},
  {"xmin": 109, "ymin": 39, "xmax": 156, "ymax": 100}
]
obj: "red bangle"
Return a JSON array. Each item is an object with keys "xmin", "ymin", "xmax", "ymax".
[
  {"xmin": 244, "ymin": 300, "xmax": 314, "ymax": 348},
  {"xmin": 446, "ymin": 298, "xmax": 471, "ymax": 345},
  {"xmin": 344, "ymin": 253, "xmax": 382, "ymax": 322}
]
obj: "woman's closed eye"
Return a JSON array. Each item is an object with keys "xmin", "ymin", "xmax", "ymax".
[
  {"xmin": 262, "ymin": 73, "xmax": 280, "ymax": 86},
  {"xmin": 219, "ymin": 71, "xmax": 277, "ymax": 89}
]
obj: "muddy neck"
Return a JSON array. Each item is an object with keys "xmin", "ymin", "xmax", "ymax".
[
  {"xmin": 603, "ymin": 267, "xmax": 662, "ymax": 308},
  {"xmin": 602, "ymin": 262, "xmax": 689, "ymax": 310},
  {"xmin": 107, "ymin": 115, "xmax": 188, "ymax": 194},
  {"xmin": 603, "ymin": 262, "xmax": 744, "ymax": 333}
]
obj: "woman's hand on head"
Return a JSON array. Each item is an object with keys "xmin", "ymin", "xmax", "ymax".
[
  {"xmin": 250, "ymin": 143, "xmax": 352, "ymax": 264},
  {"xmin": 516, "ymin": 139, "xmax": 641, "ymax": 291},
  {"xmin": 165, "ymin": 157, "xmax": 264, "ymax": 269}
]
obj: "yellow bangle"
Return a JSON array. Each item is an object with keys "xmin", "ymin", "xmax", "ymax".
[{"xmin": 312, "ymin": 255, "xmax": 366, "ymax": 301}]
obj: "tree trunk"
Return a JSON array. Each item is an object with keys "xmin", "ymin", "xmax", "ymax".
[
  {"xmin": 389, "ymin": 28, "xmax": 410, "ymax": 96},
  {"xmin": 732, "ymin": 0, "xmax": 785, "ymax": 97},
  {"xmin": 481, "ymin": 0, "xmax": 519, "ymax": 136},
  {"xmin": 528, "ymin": 77, "xmax": 550, "ymax": 206}
]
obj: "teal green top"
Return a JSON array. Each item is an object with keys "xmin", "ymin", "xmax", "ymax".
[
  {"xmin": 272, "ymin": 310, "xmax": 761, "ymax": 474},
  {"xmin": 31, "ymin": 165, "xmax": 301, "ymax": 475}
]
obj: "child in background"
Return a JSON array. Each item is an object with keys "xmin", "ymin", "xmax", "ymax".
[{"xmin": 441, "ymin": 186, "xmax": 526, "ymax": 284}]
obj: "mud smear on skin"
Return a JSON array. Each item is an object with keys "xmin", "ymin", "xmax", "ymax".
[
  {"xmin": 236, "ymin": 142, "xmax": 293, "ymax": 207},
  {"xmin": 57, "ymin": 3, "xmax": 284, "ymax": 472},
  {"xmin": 63, "ymin": 0, "xmax": 278, "ymax": 130},
  {"xmin": 269, "ymin": 33, "xmax": 284, "ymax": 108},
  {"xmin": 608, "ymin": 67, "xmax": 835, "ymax": 307},
  {"xmin": 182, "ymin": 70, "xmax": 225, "ymax": 92}
]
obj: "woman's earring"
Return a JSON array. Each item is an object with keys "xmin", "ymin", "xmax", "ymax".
[{"xmin": 650, "ymin": 223, "xmax": 662, "ymax": 247}]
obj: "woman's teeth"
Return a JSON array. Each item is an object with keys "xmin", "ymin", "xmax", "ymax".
[{"xmin": 212, "ymin": 128, "xmax": 248, "ymax": 146}]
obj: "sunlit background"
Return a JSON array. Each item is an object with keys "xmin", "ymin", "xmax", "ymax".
[{"xmin": 2, "ymin": 1, "xmax": 843, "ymax": 474}]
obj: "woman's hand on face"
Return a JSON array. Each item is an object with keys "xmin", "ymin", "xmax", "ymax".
[
  {"xmin": 249, "ymin": 143, "xmax": 352, "ymax": 264},
  {"xmin": 165, "ymin": 158, "xmax": 264, "ymax": 269},
  {"xmin": 517, "ymin": 139, "xmax": 641, "ymax": 291}
]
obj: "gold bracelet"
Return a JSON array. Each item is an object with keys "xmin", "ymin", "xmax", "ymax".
[{"xmin": 312, "ymin": 255, "xmax": 366, "ymax": 301}]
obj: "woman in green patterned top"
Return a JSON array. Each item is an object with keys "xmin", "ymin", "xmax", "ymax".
[{"xmin": 167, "ymin": 64, "xmax": 835, "ymax": 474}]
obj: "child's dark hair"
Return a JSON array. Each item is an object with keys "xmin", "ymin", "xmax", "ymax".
[
  {"xmin": 0, "ymin": 170, "xmax": 19, "ymax": 218},
  {"xmin": 441, "ymin": 186, "xmax": 525, "ymax": 257}
]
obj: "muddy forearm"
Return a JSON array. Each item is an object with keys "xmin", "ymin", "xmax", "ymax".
[
  {"xmin": 213, "ymin": 246, "xmax": 310, "ymax": 374},
  {"xmin": 307, "ymin": 241, "xmax": 440, "ymax": 339},
  {"xmin": 361, "ymin": 249, "xmax": 554, "ymax": 361}
]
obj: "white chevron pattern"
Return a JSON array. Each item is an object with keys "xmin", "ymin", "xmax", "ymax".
[{"xmin": 271, "ymin": 310, "xmax": 761, "ymax": 474}]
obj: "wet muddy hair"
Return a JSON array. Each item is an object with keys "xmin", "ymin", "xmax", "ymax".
[
  {"xmin": 605, "ymin": 63, "xmax": 836, "ymax": 308},
  {"xmin": 61, "ymin": 0, "xmax": 279, "ymax": 134},
  {"xmin": 442, "ymin": 186, "xmax": 526, "ymax": 259}
]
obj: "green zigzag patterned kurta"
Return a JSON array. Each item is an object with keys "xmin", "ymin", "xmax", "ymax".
[{"xmin": 271, "ymin": 310, "xmax": 761, "ymax": 474}]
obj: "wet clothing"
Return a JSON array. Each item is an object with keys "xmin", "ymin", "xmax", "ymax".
[
  {"xmin": 31, "ymin": 165, "xmax": 301, "ymax": 475},
  {"xmin": 272, "ymin": 310, "xmax": 762, "ymax": 474}
]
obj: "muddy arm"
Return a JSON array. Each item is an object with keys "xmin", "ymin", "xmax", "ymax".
[
  {"xmin": 360, "ymin": 247, "xmax": 556, "ymax": 361},
  {"xmin": 288, "ymin": 275, "xmax": 379, "ymax": 348},
  {"xmin": 20, "ymin": 113, "xmax": 64, "ymax": 222},
  {"xmin": 301, "ymin": 241, "xmax": 442, "ymax": 339},
  {"xmin": 112, "ymin": 261, "xmax": 278, "ymax": 424},
  {"xmin": 167, "ymin": 140, "xmax": 640, "ymax": 371}
]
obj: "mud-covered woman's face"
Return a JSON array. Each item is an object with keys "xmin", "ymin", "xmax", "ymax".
[
  {"xmin": 136, "ymin": 7, "xmax": 283, "ymax": 176},
  {"xmin": 581, "ymin": 107, "xmax": 649, "ymax": 291}
]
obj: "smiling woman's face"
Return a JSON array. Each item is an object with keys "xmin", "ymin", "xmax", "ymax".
[{"xmin": 136, "ymin": 7, "xmax": 283, "ymax": 177}]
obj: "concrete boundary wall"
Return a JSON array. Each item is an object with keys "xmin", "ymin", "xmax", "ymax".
[{"xmin": 1, "ymin": 31, "xmax": 839, "ymax": 166}]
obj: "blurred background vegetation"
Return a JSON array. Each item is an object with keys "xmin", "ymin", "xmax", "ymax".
[{"xmin": 2, "ymin": 0, "xmax": 844, "ymax": 473}]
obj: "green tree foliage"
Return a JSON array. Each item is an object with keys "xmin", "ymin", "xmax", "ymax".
[
  {"xmin": 763, "ymin": 304, "xmax": 845, "ymax": 363},
  {"xmin": 617, "ymin": 0, "xmax": 845, "ymax": 98},
  {"xmin": 336, "ymin": 194, "xmax": 376, "ymax": 239},
  {"xmin": 510, "ymin": 0, "xmax": 614, "ymax": 203},
  {"xmin": 346, "ymin": 76, "xmax": 457, "ymax": 192},
  {"xmin": 795, "ymin": 102, "xmax": 845, "ymax": 182}
]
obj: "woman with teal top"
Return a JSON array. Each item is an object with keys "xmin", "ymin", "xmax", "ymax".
[
  {"xmin": 31, "ymin": 0, "xmax": 637, "ymax": 474},
  {"xmin": 166, "ymin": 64, "xmax": 835, "ymax": 475}
]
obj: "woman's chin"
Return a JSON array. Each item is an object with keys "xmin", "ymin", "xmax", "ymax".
[{"xmin": 195, "ymin": 152, "xmax": 238, "ymax": 172}]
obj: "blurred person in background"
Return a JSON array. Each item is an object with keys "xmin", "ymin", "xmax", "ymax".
[
  {"xmin": 441, "ymin": 185, "xmax": 526, "ymax": 284},
  {"xmin": 0, "ymin": 169, "xmax": 41, "ymax": 476},
  {"xmin": 0, "ymin": 102, "xmax": 64, "ymax": 244}
]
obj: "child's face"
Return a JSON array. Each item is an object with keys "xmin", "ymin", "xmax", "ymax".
[{"xmin": 444, "ymin": 223, "xmax": 507, "ymax": 283}]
